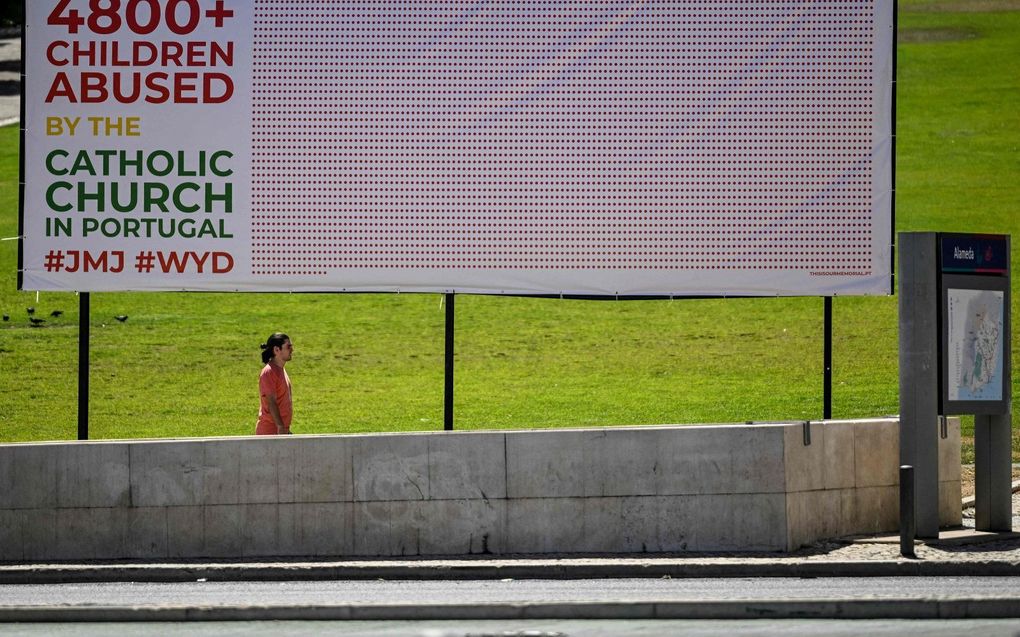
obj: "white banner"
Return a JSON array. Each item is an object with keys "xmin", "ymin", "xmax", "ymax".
[{"xmin": 22, "ymin": 0, "xmax": 894, "ymax": 295}]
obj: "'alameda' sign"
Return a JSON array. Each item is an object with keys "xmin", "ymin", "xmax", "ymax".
[{"xmin": 21, "ymin": 0, "xmax": 895, "ymax": 297}]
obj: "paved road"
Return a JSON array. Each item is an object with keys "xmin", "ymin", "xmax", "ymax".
[
  {"xmin": 4, "ymin": 619, "xmax": 1020, "ymax": 637},
  {"xmin": 3, "ymin": 576, "xmax": 1019, "ymax": 607}
]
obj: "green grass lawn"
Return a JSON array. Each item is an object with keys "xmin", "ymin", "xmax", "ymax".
[{"xmin": 2, "ymin": 2, "xmax": 1018, "ymax": 463}]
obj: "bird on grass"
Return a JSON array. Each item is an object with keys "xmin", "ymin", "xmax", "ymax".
[
  {"xmin": 26, "ymin": 307, "xmax": 35, "ymax": 315},
  {"xmin": 114, "ymin": 315, "xmax": 128, "ymax": 323},
  {"xmin": 50, "ymin": 310, "xmax": 63, "ymax": 317},
  {"xmin": 29, "ymin": 317, "xmax": 45, "ymax": 326},
  {"xmin": 2, "ymin": 313, "xmax": 9, "ymax": 322}
]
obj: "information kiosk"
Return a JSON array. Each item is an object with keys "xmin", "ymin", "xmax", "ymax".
[{"xmin": 899, "ymin": 232, "xmax": 1012, "ymax": 537}]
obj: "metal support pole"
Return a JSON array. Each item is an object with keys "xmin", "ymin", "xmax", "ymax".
[
  {"xmin": 899, "ymin": 465, "xmax": 916, "ymax": 557},
  {"xmin": 823, "ymin": 296, "xmax": 832, "ymax": 420},
  {"xmin": 444, "ymin": 293, "xmax": 454, "ymax": 431},
  {"xmin": 898, "ymin": 233, "xmax": 941, "ymax": 538},
  {"xmin": 974, "ymin": 413, "xmax": 1013, "ymax": 531},
  {"xmin": 78, "ymin": 292, "xmax": 90, "ymax": 441}
]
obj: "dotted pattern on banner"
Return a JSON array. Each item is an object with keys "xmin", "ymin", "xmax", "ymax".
[{"xmin": 251, "ymin": 0, "xmax": 878, "ymax": 275}]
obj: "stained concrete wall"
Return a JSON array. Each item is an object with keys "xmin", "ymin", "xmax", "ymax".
[
  {"xmin": 0, "ymin": 418, "xmax": 961, "ymax": 561},
  {"xmin": 783, "ymin": 418, "xmax": 961, "ymax": 549}
]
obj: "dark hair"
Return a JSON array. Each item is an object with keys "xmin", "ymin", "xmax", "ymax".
[{"xmin": 260, "ymin": 332, "xmax": 290, "ymax": 364}]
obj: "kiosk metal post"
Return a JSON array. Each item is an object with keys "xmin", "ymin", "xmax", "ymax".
[{"xmin": 898, "ymin": 233, "xmax": 941, "ymax": 537}]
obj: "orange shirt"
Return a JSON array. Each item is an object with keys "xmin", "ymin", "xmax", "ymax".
[{"xmin": 256, "ymin": 362, "xmax": 292, "ymax": 435}]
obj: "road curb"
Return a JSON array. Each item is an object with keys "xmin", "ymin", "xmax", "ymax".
[
  {"xmin": 2, "ymin": 598, "xmax": 1020, "ymax": 622},
  {"xmin": 2, "ymin": 559, "xmax": 1019, "ymax": 584}
]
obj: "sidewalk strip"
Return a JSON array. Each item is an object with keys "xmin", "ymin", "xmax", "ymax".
[{"xmin": 2, "ymin": 598, "xmax": 1020, "ymax": 622}]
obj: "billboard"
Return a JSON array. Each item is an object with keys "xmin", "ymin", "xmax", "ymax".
[{"xmin": 21, "ymin": 0, "xmax": 895, "ymax": 296}]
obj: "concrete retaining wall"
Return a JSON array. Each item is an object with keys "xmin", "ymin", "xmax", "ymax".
[{"xmin": 0, "ymin": 418, "xmax": 961, "ymax": 561}]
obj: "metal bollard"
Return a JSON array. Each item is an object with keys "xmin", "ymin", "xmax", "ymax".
[{"xmin": 899, "ymin": 465, "xmax": 916, "ymax": 558}]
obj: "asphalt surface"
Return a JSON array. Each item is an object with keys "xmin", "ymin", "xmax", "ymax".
[{"xmin": 4, "ymin": 619, "xmax": 1020, "ymax": 637}]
